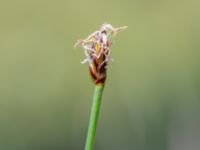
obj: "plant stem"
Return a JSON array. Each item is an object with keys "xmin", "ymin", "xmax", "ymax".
[{"xmin": 84, "ymin": 84, "xmax": 104, "ymax": 150}]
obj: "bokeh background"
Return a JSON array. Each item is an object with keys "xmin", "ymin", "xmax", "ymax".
[{"xmin": 0, "ymin": 0, "xmax": 200, "ymax": 150}]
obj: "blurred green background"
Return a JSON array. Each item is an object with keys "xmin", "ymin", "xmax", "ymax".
[{"xmin": 0, "ymin": 0, "xmax": 200, "ymax": 150}]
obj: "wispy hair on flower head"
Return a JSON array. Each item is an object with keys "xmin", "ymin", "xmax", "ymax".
[
  {"xmin": 75, "ymin": 23, "xmax": 127, "ymax": 150},
  {"xmin": 75, "ymin": 23, "xmax": 127, "ymax": 84}
]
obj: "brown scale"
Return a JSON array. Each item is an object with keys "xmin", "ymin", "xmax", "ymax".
[{"xmin": 89, "ymin": 43, "xmax": 107, "ymax": 84}]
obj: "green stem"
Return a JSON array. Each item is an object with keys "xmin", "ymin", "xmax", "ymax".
[{"xmin": 84, "ymin": 84, "xmax": 104, "ymax": 150}]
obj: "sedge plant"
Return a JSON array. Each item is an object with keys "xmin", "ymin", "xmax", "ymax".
[{"xmin": 75, "ymin": 23, "xmax": 127, "ymax": 150}]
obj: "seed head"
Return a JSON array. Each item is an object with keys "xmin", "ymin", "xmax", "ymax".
[{"xmin": 75, "ymin": 23, "xmax": 127, "ymax": 84}]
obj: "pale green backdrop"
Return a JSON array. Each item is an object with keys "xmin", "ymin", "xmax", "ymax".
[{"xmin": 0, "ymin": 0, "xmax": 200, "ymax": 150}]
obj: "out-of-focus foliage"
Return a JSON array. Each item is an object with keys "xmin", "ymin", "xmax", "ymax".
[{"xmin": 0, "ymin": 0, "xmax": 200, "ymax": 150}]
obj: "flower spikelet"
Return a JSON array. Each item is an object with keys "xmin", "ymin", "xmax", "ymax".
[{"xmin": 75, "ymin": 23, "xmax": 127, "ymax": 84}]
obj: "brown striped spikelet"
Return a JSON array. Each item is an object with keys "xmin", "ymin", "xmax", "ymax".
[{"xmin": 75, "ymin": 23, "xmax": 127, "ymax": 85}]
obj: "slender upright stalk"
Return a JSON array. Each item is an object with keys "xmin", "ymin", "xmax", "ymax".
[{"xmin": 85, "ymin": 84, "xmax": 104, "ymax": 150}]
